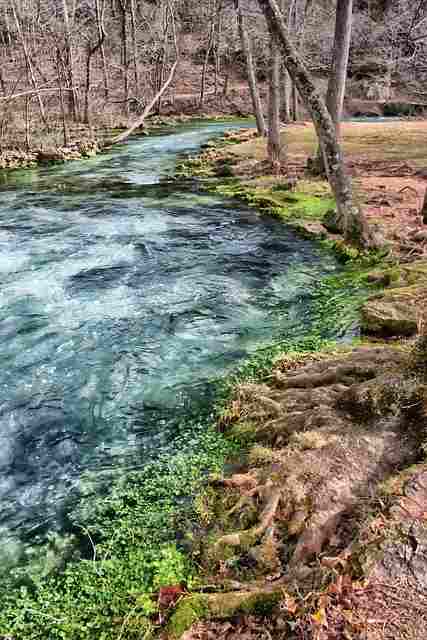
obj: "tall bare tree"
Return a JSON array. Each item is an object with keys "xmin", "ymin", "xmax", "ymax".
[
  {"xmin": 235, "ymin": 0, "xmax": 267, "ymax": 137},
  {"xmin": 61, "ymin": 0, "xmax": 79, "ymax": 120},
  {"xmin": 267, "ymin": 28, "xmax": 282, "ymax": 171},
  {"xmin": 199, "ymin": 0, "xmax": 217, "ymax": 108},
  {"xmin": 9, "ymin": 0, "xmax": 48, "ymax": 126},
  {"xmin": 83, "ymin": 0, "xmax": 107, "ymax": 124},
  {"xmin": 257, "ymin": 0, "xmax": 380, "ymax": 248},
  {"xmin": 313, "ymin": 0, "xmax": 353, "ymax": 173}
]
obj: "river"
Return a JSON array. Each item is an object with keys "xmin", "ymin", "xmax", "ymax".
[{"xmin": 0, "ymin": 121, "xmax": 343, "ymax": 547}]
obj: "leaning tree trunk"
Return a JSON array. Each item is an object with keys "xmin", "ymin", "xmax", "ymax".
[
  {"xmin": 314, "ymin": 0, "xmax": 353, "ymax": 174},
  {"xmin": 267, "ymin": 32, "xmax": 282, "ymax": 173},
  {"xmin": 235, "ymin": 0, "xmax": 267, "ymax": 137},
  {"xmin": 109, "ymin": 4, "xmax": 179, "ymax": 146},
  {"xmin": 257, "ymin": 0, "xmax": 379, "ymax": 248}
]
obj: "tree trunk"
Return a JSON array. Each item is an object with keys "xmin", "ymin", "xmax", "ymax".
[
  {"xmin": 155, "ymin": 6, "xmax": 170, "ymax": 115},
  {"xmin": 291, "ymin": 80, "xmax": 299, "ymax": 120},
  {"xmin": 282, "ymin": 69, "xmax": 291, "ymax": 122},
  {"xmin": 410, "ymin": 295, "xmax": 427, "ymax": 380},
  {"xmin": 84, "ymin": 5, "xmax": 107, "ymax": 124},
  {"xmin": 10, "ymin": 0, "xmax": 48, "ymax": 127},
  {"xmin": 57, "ymin": 61, "xmax": 69, "ymax": 146},
  {"xmin": 199, "ymin": 1, "xmax": 216, "ymax": 109},
  {"xmin": 118, "ymin": 0, "xmax": 129, "ymax": 116},
  {"xmin": 326, "ymin": 0, "xmax": 353, "ymax": 135},
  {"xmin": 267, "ymin": 33, "xmax": 282, "ymax": 172},
  {"xmin": 214, "ymin": 2, "xmax": 223, "ymax": 96},
  {"xmin": 129, "ymin": 0, "xmax": 139, "ymax": 95},
  {"xmin": 235, "ymin": 0, "xmax": 267, "ymax": 137},
  {"xmin": 24, "ymin": 96, "xmax": 31, "ymax": 151},
  {"xmin": 257, "ymin": 0, "xmax": 379, "ymax": 248},
  {"xmin": 421, "ymin": 188, "xmax": 427, "ymax": 225},
  {"xmin": 96, "ymin": 0, "xmax": 109, "ymax": 99},
  {"xmin": 61, "ymin": 0, "xmax": 79, "ymax": 121},
  {"xmin": 314, "ymin": 0, "xmax": 353, "ymax": 173}
]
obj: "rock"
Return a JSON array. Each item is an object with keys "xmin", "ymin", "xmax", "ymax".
[{"xmin": 361, "ymin": 285, "xmax": 422, "ymax": 336}]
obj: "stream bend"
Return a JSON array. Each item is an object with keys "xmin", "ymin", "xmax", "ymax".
[{"xmin": 0, "ymin": 122, "xmax": 341, "ymax": 542}]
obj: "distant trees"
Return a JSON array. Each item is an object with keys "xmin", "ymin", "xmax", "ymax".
[{"xmin": 0, "ymin": 0, "xmax": 426, "ymax": 157}]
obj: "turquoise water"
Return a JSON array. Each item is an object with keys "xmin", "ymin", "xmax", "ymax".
[{"xmin": 0, "ymin": 122, "xmax": 342, "ymax": 544}]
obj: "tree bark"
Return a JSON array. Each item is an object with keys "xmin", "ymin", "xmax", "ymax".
[
  {"xmin": 235, "ymin": 0, "xmax": 267, "ymax": 137},
  {"xmin": 83, "ymin": 24, "xmax": 106, "ymax": 125},
  {"xmin": 421, "ymin": 188, "xmax": 427, "ymax": 225},
  {"xmin": 199, "ymin": 0, "xmax": 216, "ymax": 109},
  {"xmin": 96, "ymin": 0, "xmax": 109, "ymax": 99},
  {"xmin": 282, "ymin": 69, "xmax": 291, "ymax": 122},
  {"xmin": 267, "ymin": 32, "xmax": 282, "ymax": 172},
  {"xmin": 314, "ymin": 0, "xmax": 353, "ymax": 172},
  {"xmin": 61, "ymin": 0, "xmax": 79, "ymax": 121},
  {"xmin": 257, "ymin": 0, "xmax": 379, "ymax": 248},
  {"xmin": 129, "ymin": 0, "xmax": 139, "ymax": 95},
  {"xmin": 10, "ymin": 0, "xmax": 48, "ymax": 127},
  {"xmin": 117, "ymin": 0, "xmax": 129, "ymax": 116},
  {"xmin": 291, "ymin": 81, "xmax": 299, "ymax": 120}
]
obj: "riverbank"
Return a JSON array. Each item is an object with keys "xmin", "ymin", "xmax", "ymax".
[
  {"xmin": 177, "ymin": 121, "xmax": 427, "ymax": 262},
  {"xmin": 159, "ymin": 122, "xmax": 427, "ymax": 639},
  {"xmin": 0, "ymin": 114, "xmax": 246, "ymax": 170}
]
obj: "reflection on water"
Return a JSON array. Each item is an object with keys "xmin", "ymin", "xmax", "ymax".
[{"xmin": 0, "ymin": 121, "xmax": 340, "ymax": 542}]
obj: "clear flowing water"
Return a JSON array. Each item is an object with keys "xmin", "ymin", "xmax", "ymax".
[{"xmin": 0, "ymin": 121, "xmax": 342, "ymax": 545}]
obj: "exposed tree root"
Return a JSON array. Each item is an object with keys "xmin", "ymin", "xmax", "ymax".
[
  {"xmin": 173, "ymin": 344, "xmax": 427, "ymax": 639},
  {"xmin": 215, "ymin": 485, "xmax": 282, "ymax": 551}
]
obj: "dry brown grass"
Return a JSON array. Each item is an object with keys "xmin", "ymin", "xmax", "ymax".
[{"xmin": 229, "ymin": 120, "xmax": 427, "ymax": 167}]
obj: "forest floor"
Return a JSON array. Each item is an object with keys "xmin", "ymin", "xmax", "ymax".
[{"xmin": 161, "ymin": 121, "xmax": 427, "ymax": 640}]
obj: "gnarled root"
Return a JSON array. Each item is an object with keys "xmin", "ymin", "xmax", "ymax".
[{"xmin": 215, "ymin": 485, "xmax": 282, "ymax": 551}]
